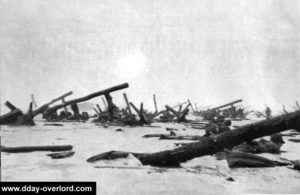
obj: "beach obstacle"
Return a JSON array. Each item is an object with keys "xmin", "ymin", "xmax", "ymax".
[
  {"xmin": 0, "ymin": 91, "xmax": 73, "ymax": 125},
  {"xmin": 165, "ymin": 102, "xmax": 191, "ymax": 123},
  {"xmin": 127, "ymin": 100, "xmax": 164, "ymax": 125},
  {"xmin": 193, "ymin": 99, "xmax": 244, "ymax": 120},
  {"xmin": 43, "ymin": 83, "xmax": 129, "ymax": 122}
]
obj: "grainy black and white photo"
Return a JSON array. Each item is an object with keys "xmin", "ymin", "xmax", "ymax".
[{"xmin": 0, "ymin": 0, "xmax": 300, "ymax": 194}]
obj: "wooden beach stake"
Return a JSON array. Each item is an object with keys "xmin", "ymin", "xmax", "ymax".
[
  {"xmin": 153, "ymin": 94, "xmax": 158, "ymax": 113},
  {"xmin": 96, "ymin": 104, "xmax": 103, "ymax": 113},
  {"xmin": 31, "ymin": 94, "xmax": 37, "ymax": 108},
  {"xmin": 123, "ymin": 93, "xmax": 132, "ymax": 115}
]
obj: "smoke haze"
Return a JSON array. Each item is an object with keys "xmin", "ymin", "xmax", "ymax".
[{"xmin": 1, "ymin": 0, "xmax": 299, "ymax": 113}]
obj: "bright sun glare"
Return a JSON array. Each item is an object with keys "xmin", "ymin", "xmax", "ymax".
[{"xmin": 114, "ymin": 50, "xmax": 147, "ymax": 80}]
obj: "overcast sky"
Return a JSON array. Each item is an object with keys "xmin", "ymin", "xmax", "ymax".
[{"xmin": 1, "ymin": 0, "xmax": 299, "ymax": 113}]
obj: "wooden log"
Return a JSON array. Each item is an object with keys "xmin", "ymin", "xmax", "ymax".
[
  {"xmin": 130, "ymin": 102, "xmax": 140, "ymax": 115},
  {"xmin": 35, "ymin": 91, "xmax": 73, "ymax": 118},
  {"xmin": 43, "ymin": 123, "xmax": 63, "ymax": 126},
  {"xmin": 87, "ymin": 110, "xmax": 300, "ymax": 166},
  {"xmin": 96, "ymin": 104, "xmax": 103, "ymax": 113},
  {"xmin": 49, "ymin": 91, "xmax": 73, "ymax": 105},
  {"xmin": 1, "ymin": 145, "xmax": 73, "ymax": 153},
  {"xmin": 32, "ymin": 105, "xmax": 49, "ymax": 117},
  {"xmin": 143, "ymin": 134, "xmax": 164, "ymax": 138},
  {"xmin": 71, "ymin": 103, "xmax": 80, "ymax": 115},
  {"xmin": 143, "ymin": 125, "xmax": 161, "ymax": 128},
  {"xmin": 178, "ymin": 105, "xmax": 182, "ymax": 113},
  {"xmin": 5, "ymin": 101, "xmax": 17, "ymax": 111},
  {"xmin": 45, "ymin": 83, "xmax": 128, "ymax": 113},
  {"xmin": 47, "ymin": 151, "xmax": 75, "ymax": 159},
  {"xmin": 28, "ymin": 102, "xmax": 33, "ymax": 116},
  {"xmin": 140, "ymin": 103, "xmax": 144, "ymax": 114},
  {"xmin": 209, "ymin": 99, "xmax": 242, "ymax": 111},
  {"xmin": 153, "ymin": 94, "xmax": 158, "ymax": 113},
  {"xmin": 159, "ymin": 135, "xmax": 202, "ymax": 140},
  {"xmin": 123, "ymin": 93, "xmax": 132, "ymax": 115},
  {"xmin": 104, "ymin": 93, "xmax": 114, "ymax": 121},
  {"xmin": 102, "ymin": 97, "xmax": 108, "ymax": 109},
  {"xmin": 61, "ymin": 97, "xmax": 68, "ymax": 113},
  {"xmin": 188, "ymin": 99, "xmax": 195, "ymax": 112}
]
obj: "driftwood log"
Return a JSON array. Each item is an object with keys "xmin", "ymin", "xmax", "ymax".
[
  {"xmin": 159, "ymin": 135, "xmax": 202, "ymax": 140},
  {"xmin": 1, "ymin": 145, "xmax": 73, "ymax": 153},
  {"xmin": 47, "ymin": 151, "xmax": 75, "ymax": 159},
  {"xmin": 142, "ymin": 134, "xmax": 202, "ymax": 140},
  {"xmin": 87, "ymin": 110, "xmax": 300, "ymax": 166}
]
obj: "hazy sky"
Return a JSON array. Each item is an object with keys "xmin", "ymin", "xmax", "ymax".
[{"xmin": 1, "ymin": 0, "xmax": 299, "ymax": 113}]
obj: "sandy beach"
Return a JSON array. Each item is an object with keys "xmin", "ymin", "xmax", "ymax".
[{"xmin": 2, "ymin": 118, "xmax": 300, "ymax": 194}]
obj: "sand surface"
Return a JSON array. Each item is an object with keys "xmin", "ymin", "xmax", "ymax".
[{"xmin": 1, "ymin": 118, "xmax": 300, "ymax": 194}]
